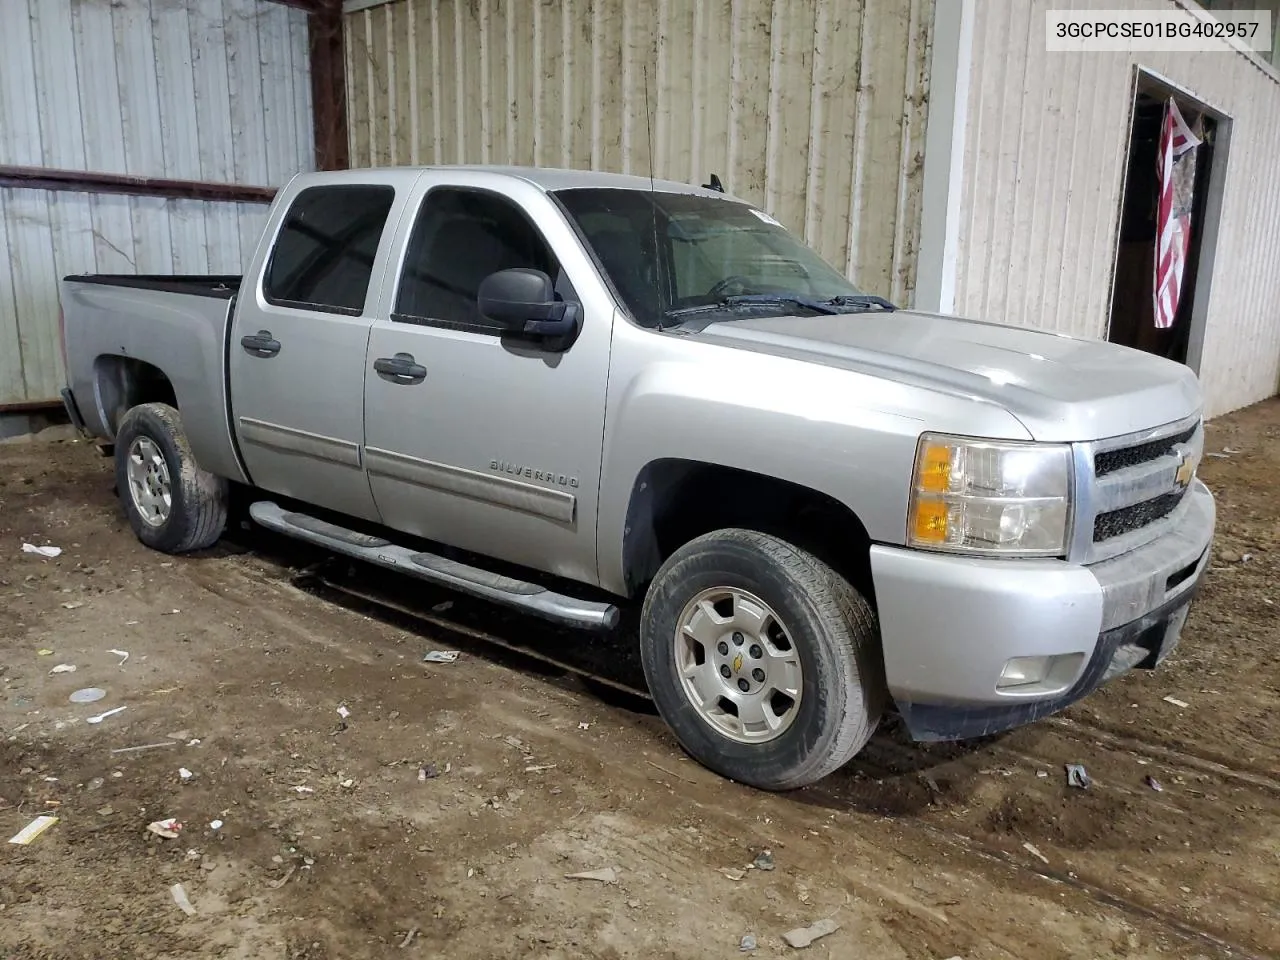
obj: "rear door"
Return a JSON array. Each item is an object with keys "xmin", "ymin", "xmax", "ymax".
[
  {"xmin": 228, "ymin": 173, "xmax": 415, "ymax": 520},
  {"xmin": 361, "ymin": 172, "xmax": 616, "ymax": 585}
]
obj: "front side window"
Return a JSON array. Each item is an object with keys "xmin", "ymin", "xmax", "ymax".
[
  {"xmin": 553, "ymin": 188, "xmax": 891, "ymax": 328},
  {"xmin": 263, "ymin": 184, "xmax": 396, "ymax": 314},
  {"xmin": 395, "ymin": 188, "xmax": 560, "ymax": 330}
]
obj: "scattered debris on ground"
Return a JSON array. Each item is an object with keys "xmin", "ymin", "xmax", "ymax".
[
  {"xmin": 8, "ymin": 815, "xmax": 58, "ymax": 845},
  {"xmin": 169, "ymin": 883, "xmax": 196, "ymax": 917},
  {"xmin": 21, "ymin": 542, "xmax": 61, "ymax": 558},
  {"xmin": 1023, "ymin": 842, "xmax": 1050, "ymax": 865},
  {"xmin": 1, "ymin": 400, "xmax": 1278, "ymax": 958},
  {"xmin": 565, "ymin": 867, "xmax": 619, "ymax": 884},
  {"xmin": 147, "ymin": 818, "xmax": 183, "ymax": 839},
  {"xmin": 86, "ymin": 705, "xmax": 127, "ymax": 724},
  {"xmin": 1065, "ymin": 764, "xmax": 1092, "ymax": 789},
  {"xmin": 781, "ymin": 918, "xmax": 840, "ymax": 948}
]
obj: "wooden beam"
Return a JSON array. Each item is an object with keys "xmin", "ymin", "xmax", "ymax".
[
  {"xmin": 308, "ymin": 1, "xmax": 350, "ymax": 170},
  {"xmin": 249, "ymin": 1, "xmax": 350, "ymax": 170},
  {"xmin": 261, "ymin": 0, "xmax": 328, "ymax": 12},
  {"xmin": 0, "ymin": 165, "xmax": 276, "ymax": 203}
]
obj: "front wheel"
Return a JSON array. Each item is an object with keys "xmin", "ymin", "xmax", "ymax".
[
  {"xmin": 114, "ymin": 402, "xmax": 228, "ymax": 553},
  {"xmin": 640, "ymin": 529, "xmax": 885, "ymax": 790}
]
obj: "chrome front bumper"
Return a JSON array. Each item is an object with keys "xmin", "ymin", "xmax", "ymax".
[{"xmin": 871, "ymin": 479, "xmax": 1215, "ymax": 741}]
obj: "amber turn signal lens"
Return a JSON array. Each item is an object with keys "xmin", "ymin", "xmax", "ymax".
[
  {"xmin": 918, "ymin": 443, "xmax": 952, "ymax": 493},
  {"xmin": 912, "ymin": 498, "xmax": 949, "ymax": 543}
]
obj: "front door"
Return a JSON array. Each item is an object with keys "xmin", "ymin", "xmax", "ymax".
[
  {"xmin": 362, "ymin": 175, "xmax": 613, "ymax": 585},
  {"xmin": 228, "ymin": 177, "xmax": 410, "ymax": 521}
]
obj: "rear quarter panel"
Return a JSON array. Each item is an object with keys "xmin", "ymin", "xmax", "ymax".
[{"xmin": 61, "ymin": 280, "xmax": 247, "ymax": 483}]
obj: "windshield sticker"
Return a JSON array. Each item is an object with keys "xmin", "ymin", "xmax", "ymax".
[{"xmin": 749, "ymin": 208, "xmax": 782, "ymax": 227}]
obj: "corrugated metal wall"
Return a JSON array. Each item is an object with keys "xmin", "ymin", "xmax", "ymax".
[
  {"xmin": 0, "ymin": 0, "xmax": 314, "ymax": 407},
  {"xmin": 343, "ymin": 0, "xmax": 933, "ymax": 304},
  {"xmin": 955, "ymin": 0, "xmax": 1280, "ymax": 418}
]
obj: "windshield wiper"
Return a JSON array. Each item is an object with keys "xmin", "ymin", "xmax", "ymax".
[
  {"xmin": 662, "ymin": 294, "xmax": 842, "ymax": 322},
  {"xmin": 660, "ymin": 292, "xmax": 897, "ymax": 326},
  {"xmin": 822, "ymin": 294, "xmax": 896, "ymax": 311}
]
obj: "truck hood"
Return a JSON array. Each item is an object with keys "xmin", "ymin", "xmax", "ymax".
[{"xmin": 690, "ymin": 309, "xmax": 1202, "ymax": 442}]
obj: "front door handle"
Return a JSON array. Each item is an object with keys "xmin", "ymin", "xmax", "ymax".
[
  {"xmin": 373, "ymin": 352, "xmax": 427, "ymax": 384},
  {"xmin": 240, "ymin": 330, "xmax": 281, "ymax": 357}
]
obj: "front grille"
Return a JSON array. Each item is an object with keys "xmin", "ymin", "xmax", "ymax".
[
  {"xmin": 1094, "ymin": 425, "xmax": 1196, "ymax": 476},
  {"xmin": 1094, "ymin": 491, "xmax": 1185, "ymax": 541}
]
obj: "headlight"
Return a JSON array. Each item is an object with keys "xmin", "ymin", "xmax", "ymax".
[{"xmin": 907, "ymin": 433, "xmax": 1072, "ymax": 556}]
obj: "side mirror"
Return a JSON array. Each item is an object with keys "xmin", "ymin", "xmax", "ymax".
[{"xmin": 477, "ymin": 268, "xmax": 578, "ymax": 343}]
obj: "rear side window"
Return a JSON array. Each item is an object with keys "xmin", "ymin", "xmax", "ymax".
[
  {"xmin": 263, "ymin": 185, "xmax": 396, "ymax": 314},
  {"xmin": 394, "ymin": 188, "xmax": 560, "ymax": 331}
]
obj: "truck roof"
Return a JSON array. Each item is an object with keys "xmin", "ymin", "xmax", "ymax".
[{"xmin": 300, "ymin": 164, "xmax": 730, "ymax": 198}]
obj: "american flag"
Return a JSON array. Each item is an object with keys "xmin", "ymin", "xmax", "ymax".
[{"xmin": 1154, "ymin": 98, "xmax": 1201, "ymax": 330}]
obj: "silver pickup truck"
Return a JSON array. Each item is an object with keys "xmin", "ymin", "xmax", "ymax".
[{"xmin": 59, "ymin": 166, "xmax": 1215, "ymax": 790}]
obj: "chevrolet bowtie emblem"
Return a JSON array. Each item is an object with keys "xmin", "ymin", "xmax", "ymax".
[
  {"xmin": 732, "ymin": 653, "xmax": 743, "ymax": 674},
  {"xmin": 1174, "ymin": 448, "xmax": 1197, "ymax": 489}
]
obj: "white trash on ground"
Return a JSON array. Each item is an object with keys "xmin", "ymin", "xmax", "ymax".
[
  {"xmin": 87, "ymin": 706, "xmax": 127, "ymax": 724},
  {"xmin": 147, "ymin": 818, "xmax": 183, "ymax": 839},
  {"xmin": 170, "ymin": 882, "xmax": 197, "ymax": 916},
  {"xmin": 22, "ymin": 543, "xmax": 62, "ymax": 558},
  {"xmin": 1065, "ymin": 764, "xmax": 1092, "ymax": 789},
  {"xmin": 1023, "ymin": 842, "xmax": 1050, "ymax": 864},
  {"xmin": 8, "ymin": 815, "xmax": 59, "ymax": 845}
]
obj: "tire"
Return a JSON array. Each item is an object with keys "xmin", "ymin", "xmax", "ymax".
[
  {"xmin": 114, "ymin": 402, "xmax": 228, "ymax": 553},
  {"xmin": 640, "ymin": 528, "xmax": 884, "ymax": 790}
]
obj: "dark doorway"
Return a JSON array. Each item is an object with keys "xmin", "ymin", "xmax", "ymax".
[{"xmin": 1107, "ymin": 75, "xmax": 1223, "ymax": 368}]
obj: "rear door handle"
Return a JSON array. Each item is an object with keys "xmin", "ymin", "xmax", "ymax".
[
  {"xmin": 240, "ymin": 330, "xmax": 281, "ymax": 357},
  {"xmin": 373, "ymin": 352, "xmax": 427, "ymax": 384}
]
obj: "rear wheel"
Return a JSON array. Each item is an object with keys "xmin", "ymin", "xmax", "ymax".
[
  {"xmin": 114, "ymin": 402, "xmax": 228, "ymax": 553},
  {"xmin": 640, "ymin": 528, "xmax": 884, "ymax": 790}
]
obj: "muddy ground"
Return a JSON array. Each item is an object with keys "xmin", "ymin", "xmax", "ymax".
[{"xmin": 1, "ymin": 400, "xmax": 1277, "ymax": 960}]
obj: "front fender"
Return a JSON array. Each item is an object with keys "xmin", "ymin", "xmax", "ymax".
[{"xmin": 595, "ymin": 325, "xmax": 1031, "ymax": 595}]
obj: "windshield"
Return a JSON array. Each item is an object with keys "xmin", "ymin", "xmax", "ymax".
[{"xmin": 552, "ymin": 188, "xmax": 892, "ymax": 328}]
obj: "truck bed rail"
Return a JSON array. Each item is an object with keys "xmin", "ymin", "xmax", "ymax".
[{"xmin": 62, "ymin": 274, "xmax": 241, "ymax": 299}]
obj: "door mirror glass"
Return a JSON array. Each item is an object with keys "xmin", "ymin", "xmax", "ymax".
[{"xmin": 478, "ymin": 268, "xmax": 578, "ymax": 342}]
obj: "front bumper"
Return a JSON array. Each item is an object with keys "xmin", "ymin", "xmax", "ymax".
[{"xmin": 871, "ymin": 479, "xmax": 1215, "ymax": 741}]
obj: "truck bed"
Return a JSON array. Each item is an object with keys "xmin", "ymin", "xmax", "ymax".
[
  {"xmin": 62, "ymin": 274, "xmax": 241, "ymax": 299},
  {"xmin": 60, "ymin": 271, "xmax": 246, "ymax": 485}
]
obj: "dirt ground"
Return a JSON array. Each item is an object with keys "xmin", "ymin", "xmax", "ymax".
[{"xmin": 2, "ymin": 400, "xmax": 1278, "ymax": 960}]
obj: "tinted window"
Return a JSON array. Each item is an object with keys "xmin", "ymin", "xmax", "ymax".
[
  {"xmin": 264, "ymin": 185, "xmax": 395, "ymax": 314},
  {"xmin": 395, "ymin": 188, "xmax": 559, "ymax": 329}
]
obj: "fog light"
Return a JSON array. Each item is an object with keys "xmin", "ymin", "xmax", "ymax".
[
  {"xmin": 999, "ymin": 656, "xmax": 1050, "ymax": 688},
  {"xmin": 997, "ymin": 653, "xmax": 1086, "ymax": 692}
]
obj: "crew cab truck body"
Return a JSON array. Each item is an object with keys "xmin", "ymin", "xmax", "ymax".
[{"xmin": 60, "ymin": 166, "xmax": 1215, "ymax": 790}]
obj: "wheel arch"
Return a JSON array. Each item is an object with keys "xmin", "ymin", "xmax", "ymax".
[
  {"xmin": 93, "ymin": 354, "xmax": 178, "ymax": 437},
  {"xmin": 619, "ymin": 458, "xmax": 876, "ymax": 606}
]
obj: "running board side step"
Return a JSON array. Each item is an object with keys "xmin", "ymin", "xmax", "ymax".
[{"xmin": 249, "ymin": 501, "xmax": 621, "ymax": 632}]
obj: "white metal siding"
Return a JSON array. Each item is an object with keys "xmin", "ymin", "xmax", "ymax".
[
  {"xmin": 0, "ymin": 0, "xmax": 314, "ymax": 406},
  {"xmin": 344, "ymin": 0, "xmax": 933, "ymax": 304},
  {"xmin": 955, "ymin": 0, "xmax": 1280, "ymax": 418}
]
